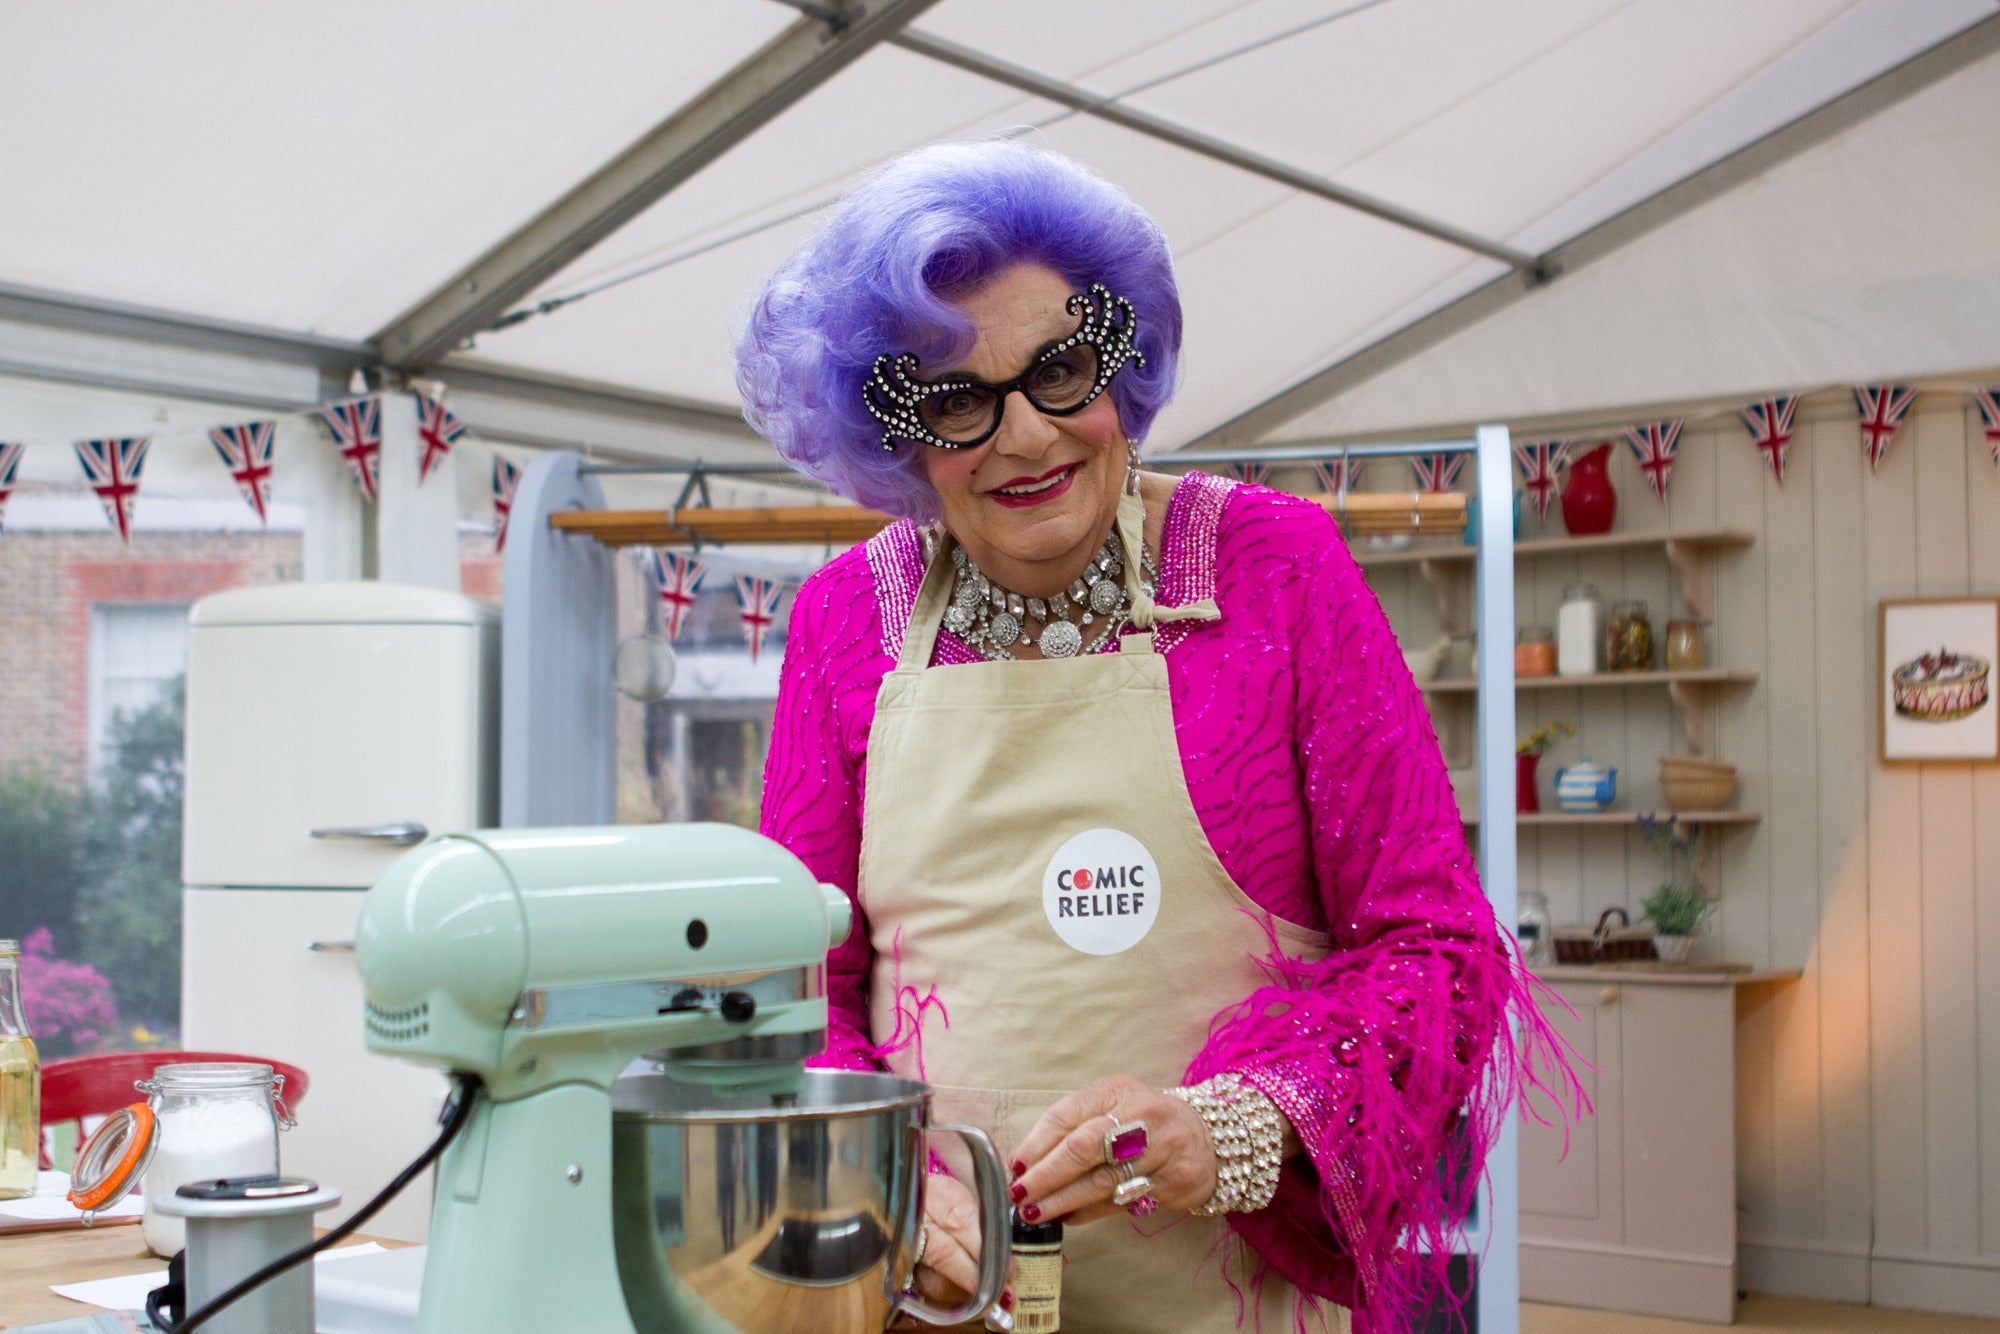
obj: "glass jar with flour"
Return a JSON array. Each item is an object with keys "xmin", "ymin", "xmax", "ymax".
[{"xmin": 139, "ymin": 1063, "xmax": 293, "ymax": 1256}]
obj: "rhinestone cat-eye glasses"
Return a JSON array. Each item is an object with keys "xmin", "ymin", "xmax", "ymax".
[{"xmin": 862, "ymin": 283, "xmax": 1145, "ymax": 450}]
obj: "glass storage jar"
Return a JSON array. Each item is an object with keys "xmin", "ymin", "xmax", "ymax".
[
  {"xmin": 139, "ymin": 1062, "xmax": 293, "ymax": 1256},
  {"xmin": 1515, "ymin": 627, "xmax": 1557, "ymax": 678},
  {"xmin": 1516, "ymin": 889, "xmax": 1553, "ymax": 967},
  {"xmin": 1441, "ymin": 633, "xmax": 1477, "ymax": 681},
  {"xmin": 1665, "ymin": 619, "xmax": 1707, "ymax": 671},
  {"xmin": 1606, "ymin": 600, "xmax": 1655, "ymax": 672}
]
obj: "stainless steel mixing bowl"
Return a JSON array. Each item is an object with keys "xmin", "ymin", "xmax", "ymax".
[{"xmin": 610, "ymin": 1068, "xmax": 1008, "ymax": 1332}]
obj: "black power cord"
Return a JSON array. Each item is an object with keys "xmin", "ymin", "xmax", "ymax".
[{"xmin": 147, "ymin": 1072, "xmax": 483, "ymax": 1333}]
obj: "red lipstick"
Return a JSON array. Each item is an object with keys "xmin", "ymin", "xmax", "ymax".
[{"xmin": 985, "ymin": 462, "xmax": 1080, "ymax": 509}]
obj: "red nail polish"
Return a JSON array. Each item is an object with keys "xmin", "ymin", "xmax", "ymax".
[
  {"xmin": 1020, "ymin": 1202, "xmax": 1040, "ymax": 1222},
  {"xmin": 1010, "ymin": 1159, "xmax": 1025, "ymax": 1180},
  {"xmin": 1000, "ymin": 1289, "xmax": 1016, "ymax": 1311},
  {"xmin": 1009, "ymin": 1183, "xmax": 1027, "ymax": 1203}
]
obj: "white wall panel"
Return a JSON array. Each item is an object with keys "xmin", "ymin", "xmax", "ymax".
[{"xmin": 1365, "ymin": 392, "xmax": 2000, "ymax": 1315}]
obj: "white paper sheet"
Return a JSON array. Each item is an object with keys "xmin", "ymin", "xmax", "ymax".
[
  {"xmin": 49, "ymin": 1241, "xmax": 387, "ymax": 1313},
  {"xmin": 0, "ymin": 1171, "xmax": 145, "ymax": 1223}
]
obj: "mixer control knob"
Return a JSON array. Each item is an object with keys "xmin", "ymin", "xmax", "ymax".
[{"xmin": 720, "ymin": 991, "xmax": 757, "ymax": 1024}]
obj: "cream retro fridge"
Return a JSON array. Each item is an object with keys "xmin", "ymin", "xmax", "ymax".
[{"xmin": 180, "ymin": 582, "xmax": 498, "ymax": 1240}]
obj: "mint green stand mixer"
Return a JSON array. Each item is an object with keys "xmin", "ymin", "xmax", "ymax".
[{"xmin": 355, "ymin": 823, "xmax": 1009, "ymax": 1333}]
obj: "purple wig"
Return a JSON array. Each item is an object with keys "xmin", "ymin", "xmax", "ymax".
[{"xmin": 734, "ymin": 140, "xmax": 1182, "ymax": 523}]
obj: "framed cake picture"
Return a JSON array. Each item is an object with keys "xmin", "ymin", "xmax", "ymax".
[{"xmin": 1880, "ymin": 597, "xmax": 2000, "ymax": 763}]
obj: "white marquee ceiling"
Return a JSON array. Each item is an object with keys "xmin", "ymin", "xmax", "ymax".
[{"xmin": 2, "ymin": 0, "xmax": 1995, "ymax": 456}]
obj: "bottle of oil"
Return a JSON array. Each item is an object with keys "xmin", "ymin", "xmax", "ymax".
[{"xmin": 0, "ymin": 939, "xmax": 41, "ymax": 1199}]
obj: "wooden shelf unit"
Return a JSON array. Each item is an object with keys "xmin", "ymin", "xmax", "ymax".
[
  {"xmin": 1422, "ymin": 668, "xmax": 1757, "ymax": 694},
  {"xmin": 1463, "ymin": 809, "xmax": 1760, "ymax": 827},
  {"xmin": 1353, "ymin": 527, "xmax": 1754, "ymax": 568}
]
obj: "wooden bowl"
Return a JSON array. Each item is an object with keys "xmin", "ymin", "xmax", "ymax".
[
  {"xmin": 1658, "ymin": 755, "xmax": 1735, "ymax": 777},
  {"xmin": 1659, "ymin": 757, "xmax": 1735, "ymax": 810}
]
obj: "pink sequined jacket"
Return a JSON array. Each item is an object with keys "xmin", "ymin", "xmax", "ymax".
[{"xmin": 760, "ymin": 472, "xmax": 1550, "ymax": 1330}]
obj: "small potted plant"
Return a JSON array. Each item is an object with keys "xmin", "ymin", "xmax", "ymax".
[
  {"xmin": 1638, "ymin": 817, "xmax": 1713, "ymax": 963},
  {"xmin": 1515, "ymin": 720, "xmax": 1574, "ymax": 814}
]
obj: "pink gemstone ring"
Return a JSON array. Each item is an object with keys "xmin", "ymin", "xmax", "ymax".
[
  {"xmin": 1125, "ymin": 1195, "xmax": 1161, "ymax": 1218},
  {"xmin": 1102, "ymin": 1118, "xmax": 1149, "ymax": 1166}
]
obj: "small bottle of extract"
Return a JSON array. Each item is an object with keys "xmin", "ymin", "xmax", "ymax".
[{"xmin": 1010, "ymin": 1207, "xmax": 1062, "ymax": 1332}]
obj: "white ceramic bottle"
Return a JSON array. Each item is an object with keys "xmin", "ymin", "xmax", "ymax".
[{"xmin": 1557, "ymin": 584, "xmax": 1601, "ymax": 678}]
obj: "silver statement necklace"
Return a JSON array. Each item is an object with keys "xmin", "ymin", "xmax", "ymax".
[{"xmin": 943, "ymin": 530, "xmax": 1157, "ymax": 661}]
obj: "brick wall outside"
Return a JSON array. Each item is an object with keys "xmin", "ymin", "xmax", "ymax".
[{"xmin": 0, "ymin": 530, "xmax": 301, "ymax": 784}]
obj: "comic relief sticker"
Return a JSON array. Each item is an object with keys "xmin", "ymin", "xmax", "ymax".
[{"xmin": 1042, "ymin": 828, "xmax": 1161, "ymax": 955}]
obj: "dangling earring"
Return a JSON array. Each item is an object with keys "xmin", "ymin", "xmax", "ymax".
[{"xmin": 1126, "ymin": 439, "xmax": 1142, "ymax": 497}]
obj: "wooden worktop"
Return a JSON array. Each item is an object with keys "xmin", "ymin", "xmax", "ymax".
[{"xmin": 0, "ymin": 1224, "xmax": 409, "ymax": 1329}]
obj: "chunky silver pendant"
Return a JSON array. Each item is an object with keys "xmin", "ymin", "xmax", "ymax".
[
  {"xmin": 1039, "ymin": 620, "xmax": 1083, "ymax": 658},
  {"xmin": 944, "ymin": 527, "xmax": 1148, "ymax": 663}
]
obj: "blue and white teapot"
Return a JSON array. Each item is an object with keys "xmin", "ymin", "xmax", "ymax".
[{"xmin": 1552, "ymin": 758, "xmax": 1618, "ymax": 812}]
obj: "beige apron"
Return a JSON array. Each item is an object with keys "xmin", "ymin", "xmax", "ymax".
[{"xmin": 858, "ymin": 491, "xmax": 1344, "ymax": 1333}]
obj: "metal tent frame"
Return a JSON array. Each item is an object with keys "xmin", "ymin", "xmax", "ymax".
[{"xmin": 0, "ymin": 11, "xmax": 1992, "ymax": 468}]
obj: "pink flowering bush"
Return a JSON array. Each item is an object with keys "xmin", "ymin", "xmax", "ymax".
[{"xmin": 19, "ymin": 928, "xmax": 119, "ymax": 1056}]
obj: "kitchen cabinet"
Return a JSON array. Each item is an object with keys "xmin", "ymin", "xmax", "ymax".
[{"xmin": 1520, "ymin": 968, "xmax": 1797, "ymax": 1324}]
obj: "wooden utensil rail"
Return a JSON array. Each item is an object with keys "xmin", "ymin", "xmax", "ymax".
[{"xmin": 548, "ymin": 490, "xmax": 1468, "ymax": 547}]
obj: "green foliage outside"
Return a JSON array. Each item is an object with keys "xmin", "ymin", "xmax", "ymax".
[{"xmin": 0, "ymin": 679, "xmax": 185, "ymax": 1052}]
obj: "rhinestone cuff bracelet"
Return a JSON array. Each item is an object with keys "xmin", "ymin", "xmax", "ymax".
[{"xmin": 1168, "ymin": 1072, "xmax": 1287, "ymax": 1216}]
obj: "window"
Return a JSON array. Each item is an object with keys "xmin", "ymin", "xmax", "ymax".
[{"xmin": 89, "ymin": 603, "xmax": 190, "ymax": 774}]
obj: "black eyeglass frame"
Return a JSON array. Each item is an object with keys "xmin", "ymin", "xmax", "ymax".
[{"xmin": 862, "ymin": 283, "xmax": 1146, "ymax": 451}]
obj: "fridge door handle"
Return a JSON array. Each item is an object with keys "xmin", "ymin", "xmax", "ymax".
[{"xmin": 309, "ymin": 822, "xmax": 428, "ymax": 847}]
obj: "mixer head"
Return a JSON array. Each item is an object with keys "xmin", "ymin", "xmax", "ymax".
[{"xmin": 356, "ymin": 823, "xmax": 852, "ymax": 1101}]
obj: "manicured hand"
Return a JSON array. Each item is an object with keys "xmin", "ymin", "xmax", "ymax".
[
  {"xmin": 1009, "ymin": 1074, "xmax": 1217, "ymax": 1225},
  {"xmin": 913, "ymin": 1170, "xmax": 985, "ymax": 1307}
]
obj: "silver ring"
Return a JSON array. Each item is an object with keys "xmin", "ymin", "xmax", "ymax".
[
  {"xmin": 1115, "ymin": 1161, "xmax": 1138, "ymax": 1185},
  {"xmin": 1112, "ymin": 1173, "xmax": 1154, "ymax": 1208},
  {"xmin": 915, "ymin": 1221, "xmax": 931, "ymax": 1267}
]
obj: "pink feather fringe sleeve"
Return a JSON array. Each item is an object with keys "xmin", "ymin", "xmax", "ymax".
[{"xmin": 1179, "ymin": 496, "xmax": 1580, "ymax": 1332}]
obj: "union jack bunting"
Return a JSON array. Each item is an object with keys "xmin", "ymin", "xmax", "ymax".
[
  {"xmin": 1226, "ymin": 461, "xmax": 1270, "ymax": 486},
  {"xmin": 735, "ymin": 575, "xmax": 783, "ymax": 664},
  {"xmin": 1311, "ymin": 458, "xmax": 1367, "ymax": 493},
  {"xmin": 207, "ymin": 421, "xmax": 278, "ymax": 524},
  {"xmin": 644, "ymin": 549, "xmax": 706, "ymax": 641},
  {"xmin": 316, "ymin": 396, "xmax": 382, "ymax": 501},
  {"xmin": 412, "ymin": 390, "xmax": 467, "ymax": 485},
  {"xmin": 74, "ymin": 437, "xmax": 151, "ymax": 544},
  {"xmin": 0, "ymin": 442, "xmax": 23, "ymax": 531},
  {"xmin": 1737, "ymin": 396, "xmax": 1799, "ymax": 485},
  {"xmin": 1975, "ymin": 389, "xmax": 2000, "ymax": 468},
  {"xmin": 1622, "ymin": 419, "xmax": 1682, "ymax": 503},
  {"xmin": 492, "ymin": 455, "xmax": 522, "ymax": 552},
  {"xmin": 1512, "ymin": 440, "xmax": 1570, "ymax": 519},
  {"xmin": 1852, "ymin": 386, "xmax": 1915, "ymax": 472},
  {"xmin": 1409, "ymin": 454, "xmax": 1465, "ymax": 493}
]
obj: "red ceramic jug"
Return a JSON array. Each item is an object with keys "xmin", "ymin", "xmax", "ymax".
[{"xmin": 1561, "ymin": 442, "xmax": 1617, "ymax": 536}]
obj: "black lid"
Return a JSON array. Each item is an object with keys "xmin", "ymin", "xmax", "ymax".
[{"xmin": 1011, "ymin": 1206, "xmax": 1062, "ymax": 1243}]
